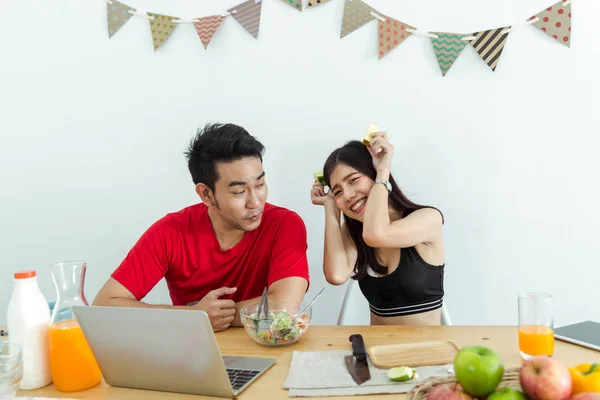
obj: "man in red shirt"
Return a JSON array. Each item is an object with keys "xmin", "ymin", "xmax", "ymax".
[{"xmin": 93, "ymin": 123, "xmax": 310, "ymax": 331}]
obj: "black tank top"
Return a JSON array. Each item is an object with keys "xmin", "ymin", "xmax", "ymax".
[{"xmin": 357, "ymin": 246, "xmax": 444, "ymax": 317}]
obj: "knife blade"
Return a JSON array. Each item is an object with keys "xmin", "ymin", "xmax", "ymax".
[{"xmin": 344, "ymin": 334, "xmax": 371, "ymax": 385}]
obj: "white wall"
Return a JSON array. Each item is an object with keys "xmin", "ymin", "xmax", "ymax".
[{"xmin": 1, "ymin": 0, "xmax": 599, "ymax": 327}]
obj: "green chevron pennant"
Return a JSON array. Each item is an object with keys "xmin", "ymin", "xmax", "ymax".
[{"xmin": 430, "ymin": 32, "xmax": 468, "ymax": 77}]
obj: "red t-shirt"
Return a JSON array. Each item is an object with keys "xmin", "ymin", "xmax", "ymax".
[{"xmin": 111, "ymin": 203, "xmax": 310, "ymax": 305}]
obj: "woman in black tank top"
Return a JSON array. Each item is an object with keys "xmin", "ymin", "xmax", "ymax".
[{"xmin": 310, "ymin": 133, "xmax": 445, "ymax": 325}]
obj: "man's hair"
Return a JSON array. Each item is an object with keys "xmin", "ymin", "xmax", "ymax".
[{"xmin": 184, "ymin": 123, "xmax": 265, "ymax": 191}]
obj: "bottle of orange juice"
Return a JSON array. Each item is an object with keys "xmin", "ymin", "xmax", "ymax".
[{"xmin": 49, "ymin": 261, "xmax": 101, "ymax": 392}]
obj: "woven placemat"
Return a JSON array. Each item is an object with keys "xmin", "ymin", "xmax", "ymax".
[{"xmin": 406, "ymin": 367, "xmax": 521, "ymax": 399}]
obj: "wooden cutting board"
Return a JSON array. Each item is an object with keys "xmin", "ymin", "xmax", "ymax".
[{"xmin": 367, "ymin": 340, "xmax": 459, "ymax": 369}]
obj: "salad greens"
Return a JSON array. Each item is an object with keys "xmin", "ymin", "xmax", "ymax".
[{"xmin": 246, "ymin": 311, "xmax": 310, "ymax": 345}]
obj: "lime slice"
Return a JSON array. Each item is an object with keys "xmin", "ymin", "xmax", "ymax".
[{"xmin": 387, "ymin": 366, "xmax": 414, "ymax": 382}]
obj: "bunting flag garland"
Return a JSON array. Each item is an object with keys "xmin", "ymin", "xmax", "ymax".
[
  {"xmin": 531, "ymin": 0, "xmax": 571, "ymax": 47},
  {"xmin": 228, "ymin": 0, "xmax": 263, "ymax": 39},
  {"xmin": 470, "ymin": 27, "xmax": 511, "ymax": 72},
  {"xmin": 148, "ymin": 13, "xmax": 178, "ymax": 52},
  {"xmin": 377, "ymin": 17, "xmax": 414, "ymax": 59},
  {"xmin": 307, "ymin": 0, "xmax": 330, "ymax": 8},
  {"xmin": 280, "ymin": 0, "xmax": 303, "ymax": 12},
  {"xmin": 430, "ymin": 33, "xmax": 468, "ymax": 76},
  {"xmin": 107, "ymin": 0, "xmax": 135, "ymax": 38},
  {"xmin": 340, "ymin": 0, "xmax": 375, "ymax": 38},
  {"xmin": 93, "ymin": 0, "xmax": 574, "ymax": 75},
  {"xmin": 193, "ymin": 16, "xmax": 226, "ymax": 49}
]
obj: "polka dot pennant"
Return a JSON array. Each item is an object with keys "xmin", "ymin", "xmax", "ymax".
[
  {"xmin": 530, "ymin": 0, "xmax": 571, "ymax": 47},
  {"xmin": 377, "ymin": 16, "xmax": 414, "ymax": 59},
  {"xmin": 280, "ymin": 0, "xmax": 303, "ymax": 12},
  {"xmin": 307, "ymin": 0, "xmax": 330, "ymax": 8},
  {"xmin": 340, "ymin": 0, "xmax": 375, "ymax": 39},
  {"xmin": 147, "ymin": 13, "xmax": 178, "ymax": 52},
  {"xmin": 107, "ymin": 0, "xmax": 135, "ymax": 39}
]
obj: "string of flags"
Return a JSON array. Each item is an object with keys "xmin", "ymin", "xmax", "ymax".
[{"xmin": 103, "ymin": 0, "xmax": 573, "ymax": 76}]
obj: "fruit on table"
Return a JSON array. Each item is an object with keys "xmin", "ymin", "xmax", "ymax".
[
  {"xmin": 519, "ymin": 355, "xmax": 572, "ymax": 400},
  {"xmin": 387, "ymin": 366, "xmax": 417, "ymax": 382},
  {"xmin": 571, "ymin": 393, "xmax": 600, "ymax": 400},
  {"xmin": 427, "ymin": 383, "xmax": 473, "ymax": 400},
  {"xmin": 570, "ymin": 363, "xmax": 600, "ymax": 394},
  {"xmin": 487, "ymin": 387, "xmax": 527, "ymax": 400},
  {"xmin": 453, "ymin": 345, "xmax": 505, "ymax": 397}
]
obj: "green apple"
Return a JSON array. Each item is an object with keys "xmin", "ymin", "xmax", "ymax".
[
  {"xmin": 453, "ymin": 345, "xmax": 504, "ymax": 397},
  {"xmin": 487, "ymin": 387, "xmax": 527, "ymax": 400}
]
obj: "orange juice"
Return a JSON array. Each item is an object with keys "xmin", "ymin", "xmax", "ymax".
[
  {"xmin": 49, "ymin": 320, "xmax": 101, "ymax": 392},
  {"xmin": 518, "ymin": 325, "xmax": 554, "ymax": 357}
]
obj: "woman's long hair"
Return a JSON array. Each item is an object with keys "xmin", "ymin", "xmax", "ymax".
[{"xmin": 323, "ymin": 140, "xmax": 442, "ymax": 280}]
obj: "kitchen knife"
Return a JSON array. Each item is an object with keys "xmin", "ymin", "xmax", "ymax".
[{"xmin": 344, "ymin": 334, "xmax": 371, "ymax": 385}]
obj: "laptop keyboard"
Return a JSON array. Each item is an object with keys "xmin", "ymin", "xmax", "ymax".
[{"xmin": 227, "ymin": 368, "xmax": 261, "ymax": 391}]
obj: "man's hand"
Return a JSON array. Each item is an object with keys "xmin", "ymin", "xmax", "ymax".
[{"xmin": 190, "ymin": 287, "xmax": 237, "ymax": 332}]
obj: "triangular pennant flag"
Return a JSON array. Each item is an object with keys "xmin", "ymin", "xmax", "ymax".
[
  {"xmin": 377, "ymin": 16, "xmax": 414, "ymax": 59},
  {"xmin": 530, "ymin": 0, "xmax": 571, "ymax": 47},
  {"xmin": 307, "ymin": 0, "xmax": 330, "ymax": 8},
  {"xmin": 340, "ymin": 0, "xmax": 376, "ymax": 38},
  {"xmin": 228, "ymin": 0, "xmax": 263, "ymax": 39},
  {"xmin": 430, "ymin": 32, "xmax": 468, "ymax": 76},
  {"xmin": 470, "ymin": 27, "xmax": 510, "ymax": 72},
  {"xmin": 148, "ymin": 13, "xmax": 178, "ymax": 52},
  {"xmin": 193, "ymin": 16, "xmax": 225, "ymax": 49},
  {"xmin": 280, "ymin": 0, "xmax": 303, "ymax": 12},
  {"xmin": 107, "ymin": 0, "xmax": 135, "ymax": 38}
]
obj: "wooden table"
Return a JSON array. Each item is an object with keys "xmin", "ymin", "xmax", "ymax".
[{"xmin": 13, "ymin": 325, "xmax": 600, "ymax": 399}]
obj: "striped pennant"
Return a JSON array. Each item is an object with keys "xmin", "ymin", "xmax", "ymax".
[
  {"xmin": 430, "ymin": 32, "xmax": 468, "ymax": 76},
  {"xmin": 280, "ymin": 0, "xmax": 303, "ymax": 12},
  {"xmin": 530, "ymin": 0, "xmax": 571, "ymax": 47},
  {"xmin": 194, "ymin": 16, "xmax": 225, "ymax": 49},
  {"xmin": 307, "ymin": 0, "xmax": 330, "ymax": 8},
  {"xmin": 228, "ymin": 0, "xmax": 263, "ymax": 39},
  {"xmin": 148, "ymin": 13, "xmax": 178, "ymax": 52},
  {"xmin": 377, "ymin": 17, "xmax": 414, "ymax": 59},
  {"xmin": 340, "ymin": 0, "xmax": 375, "ymax": 39},
  {"xmin": 107, "ymin": 0, "xmax": 135, "ymax": 38},
  {"xmin": 470, "ymin": 27, "xmax": 510, "ymax": 72}
]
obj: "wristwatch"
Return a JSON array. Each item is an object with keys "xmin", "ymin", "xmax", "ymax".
[{"xmin": 374, "ymin": 179, "xmax": 392, "ymax": 193}]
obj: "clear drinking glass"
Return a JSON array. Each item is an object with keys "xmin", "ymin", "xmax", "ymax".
[
  {"xmin": 0, "ymin": 342, "xmax": 23, "ymax": 399},
  {"xmin": 518, "ymin": 292, "xmax": 554, "ymax": 359}
]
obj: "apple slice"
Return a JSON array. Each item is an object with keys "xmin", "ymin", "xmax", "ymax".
[
  {"xmin": 362, "ymin": 123, "xmax": 379, "ymax": 147},
  {"xmin": 313, "ymin": 170, "xmax": 326, "ymax": 186},
  {"xmin": 388, "ymin": 366, "xmax": 415, "ymax": 382}
]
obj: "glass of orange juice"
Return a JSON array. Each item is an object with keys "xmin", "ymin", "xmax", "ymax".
[{"xmin": 518, "ymin": 292, "xmax": 554, "ymax": 359}]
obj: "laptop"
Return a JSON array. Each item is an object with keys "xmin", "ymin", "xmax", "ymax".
[
  {"xmin": 72, "ymin": 305, "xmax": 276, "ymax": 398},
  {"xmin": 554, "ymin": 320, "xmax": 600, "ymax": 352}
]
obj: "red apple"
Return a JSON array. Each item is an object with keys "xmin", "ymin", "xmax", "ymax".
[
  {"xmin": 519, "ymin": 356, "xmax": 572, "ymax": 400},
  {"xmin": 571, "ymin": 394, "xmax": 600, "ymax": 400},
  {"xmin": 428, "ymin": 383, "xmax": 473, "ymax": 400}
]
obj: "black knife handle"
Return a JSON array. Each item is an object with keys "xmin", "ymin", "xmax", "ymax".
[{"xmin": 349, "ymin": 334, "xmax": 367, "ymax": 361}]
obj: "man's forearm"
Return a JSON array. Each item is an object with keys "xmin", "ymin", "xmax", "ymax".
[{"xmin": 93, "ymin": 296, "xmax": 188, "ymax": 310}]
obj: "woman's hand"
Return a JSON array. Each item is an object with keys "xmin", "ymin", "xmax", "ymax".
[
  {"xmin": 311, "ymin": 181, "xmax": 336, "ymax": 207},
  {"xmin": 367, "ymin": 132, "xmax": 394, "ymax": 174}
]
